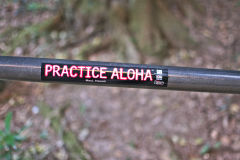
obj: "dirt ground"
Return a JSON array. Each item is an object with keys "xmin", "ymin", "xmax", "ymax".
[{"xmin": 1, "ymin": 0, "xmax": 240, "ymax": 160}]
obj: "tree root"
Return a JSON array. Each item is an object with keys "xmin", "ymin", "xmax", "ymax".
[
  {"xmin": 39, "ymin": 102, "xmax": 93, "ymax": 160},
  {"xmin": 3, "ymin": 13, "xmax": 63, "ymax": 55}
]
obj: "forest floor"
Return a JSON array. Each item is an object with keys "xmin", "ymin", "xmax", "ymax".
[{"xmin": 0, "ymin": 0, "xmax": 240, "ymax": 160}]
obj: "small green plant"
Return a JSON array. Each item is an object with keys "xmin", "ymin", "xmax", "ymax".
[
  {"xmin": 27, "ymin": 2, "xmax": 48, "ymax": 11},
  {"xmin": 0, "ymin": 112, "xmax": 27, "ymax": 160},
  {"xmin": 199, "ymin": 142, "xmax": 222, "ymax": 155}
]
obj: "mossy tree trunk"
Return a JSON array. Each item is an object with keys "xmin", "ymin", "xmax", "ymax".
[
  {"xmin": 58, "ymin": 0, "xmax": 202, "ymax": 60},
  {"xmin": 4, "ymin": 0, "xmax": 202, "ymax": 60}
]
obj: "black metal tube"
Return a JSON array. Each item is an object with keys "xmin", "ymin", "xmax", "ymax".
[{"xmin": 0, "ymin": 56, "xmax": 240, "ymax": 93}]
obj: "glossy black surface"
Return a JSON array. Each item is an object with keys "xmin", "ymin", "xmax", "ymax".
[{"xmin": 0, "ymin": 56, "xmax": 240, "ymax": 93}]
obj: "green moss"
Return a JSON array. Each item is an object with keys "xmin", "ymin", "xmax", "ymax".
[
  {"xmin": 4, "ymin": 18, "xmax": 55, "ymax": 55},
  {"xmin": 63, "ymin": 130, "xmax": 90, "ymax": 160},
  {"xmin": 39, "ymin": 101, "xmax": 91, "ymax": 160}
]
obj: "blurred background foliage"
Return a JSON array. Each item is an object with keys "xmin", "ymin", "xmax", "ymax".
[{"xmin": 1, "ymin": 0, "xmax": 203, "ymax": 61}]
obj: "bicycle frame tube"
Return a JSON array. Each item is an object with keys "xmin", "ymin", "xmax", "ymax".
[{"xmin": 0, "ymin": 56, "xmax": 240, "ymax": 93}]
